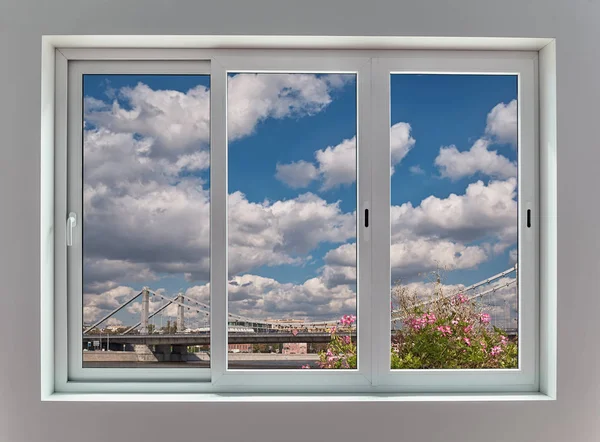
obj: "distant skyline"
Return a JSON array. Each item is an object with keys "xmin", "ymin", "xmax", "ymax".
[{"xmin": 82, "ymin": 72, "xmax": 518, "ymax": 328}]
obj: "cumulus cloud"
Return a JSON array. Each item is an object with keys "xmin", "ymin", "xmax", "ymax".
[
  {"xmin": 390, "ymin": 122, "xmax": 416, "ymax": 167},
  {"xmin": 318, "ymin": 178, "xmax": 516, "ymax": 288},
  {"xmin": 392, "ymin": 178, "xmax": 518, "ymax": 244},
  {"xmin": 85, "ymin": 73, "xmax": 347, "ymax": 172},
  {"xmin": 321, "ymin": 243, "xmax": 357, "ymax": 288},
  {"xmin": 86, "ymin": 83, "xmax": 211, "ymax": 158},
  {"xmin": 434, "ymin": 100, "xmax": 518, "ymax": 180},
  {"xmin": 84, "ymin": 174, "xmax": 355, "ymax": 288},
  {"xmin": 226, "ymin": 274, "xmax": 356, "ymax": 320},
  {"xmin": 83, "ymin": 286, "xmax": 140, "ymax": 324},
  {"xmin": 85, "ymin": 272, "xmax": 356, "ymax": 324},
  {"xmin": 228, "ymin": 191, "xmax": 355, "ymax": 275},
  {"xmin": 276, "ymin": 121, "xmax": 415, "ymax": 190},
  {"xmin": 435, "ymin": 139, "xmax": 517, "ymax": 180},
  {"xmin": 485, "ymin": 100, "xmax": 517, "ymax": 146},
  {"xmin": 82, "ymin": 76, "xmax": 360, "ymax": 323},
  {"xmin": 275, "ymin": 160, "xmax": 319, "ymax": 188},
  {"xmin": 315, "ymin": 137, "xmax": 357, "ymax": 190},
  {"xmin": 81, "ymin": 79, "xmax": 517, "ymax": 324},
  {"xmin": 227, "ymin": 73, "xmax": 351, "ymax": 141},
  {"xmin": 390, "ymin": 239, "xmax": 487, "ymax": 280}
]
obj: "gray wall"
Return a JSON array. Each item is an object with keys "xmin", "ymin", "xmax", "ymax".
[{"xmin": 0, "ymin": 0, "xmax": 596, "ymax": 441}]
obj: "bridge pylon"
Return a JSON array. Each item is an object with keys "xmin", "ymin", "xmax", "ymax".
[
  {"xmin": 140, "ymin": 287, "xmax": 150, "ymax": 334},
  {"xmin": 176, "ymin": 292, "xmax": 184, "ymax": 333}
]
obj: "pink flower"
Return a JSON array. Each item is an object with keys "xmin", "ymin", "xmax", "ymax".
[
  {"xmin": 406, "ymin": 316, "xmax": 427, "ymax": 331},
  {"xmin": 454, "ymin": 293, "xmax": 468, "ymax": 304},
  {"xmin": 343, "ymin": 335, "xmax": 351, "ymax": 345},
  {"xmin": 491, "ymin": 346, "xmax": 503, "ymax": 356},
  {"xmin": 480, "ymin": 340, "xmax": 487, "ymax": 348},
  {"xmin": 329, "ymin": 326, "xmax": 337, "ymax": 334},
  {"xmin": 479, "ymin": 313, "xmax": 491, "ymax": 324},
  {"xmin": 436, "ymin": 325, "xmax": 452, "ymax": 336},
  {"xmin": 463, "ymin": 324, "xmax": 474, "ymax": 334},
  {"xmin": 463, "ymin": 337, "xmax": 471, "ymax": 346},
  {"xmin": 500, "ymin": 335, "xmax": 508, "ymax": 346},
  {"xmin": 301, "ymin": 364, "xmax": 311, "ymax": 369},
  {"xmin": 451, "ymin": 319, "xmax": 459, "ymax": 325},
  {"xmin": 339, "ymin": 314, "xmax": 357, "ymax": 326}
]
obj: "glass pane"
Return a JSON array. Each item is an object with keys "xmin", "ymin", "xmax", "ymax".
[
  {"xmin": 389, "ymin": 74, "xmax": 519, "ymax": 370},
  {"xmin": 227, "ymin": 73, "xmax": 358, "ymax": 370},
  {"xmin": 82, "ymin": 74, "xmax": 211, "ymax": 367}
]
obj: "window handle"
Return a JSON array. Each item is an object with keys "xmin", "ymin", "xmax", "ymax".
[{"xmin": 66, "ymin": 212, "xmax": 77, "ymax": 246}]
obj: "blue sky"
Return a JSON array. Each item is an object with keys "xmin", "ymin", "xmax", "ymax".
[
  {"xmin": 390, "ymin": 74, "xmax": 518, "ymax": 285},
  {"xmin": 81, "ymin": 71, "xmax": 518, "ymax": 327}
]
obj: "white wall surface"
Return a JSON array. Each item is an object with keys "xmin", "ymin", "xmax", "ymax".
[{"xmin": 0, "ymin": 1, "xmax": 595, "ymax": 441}]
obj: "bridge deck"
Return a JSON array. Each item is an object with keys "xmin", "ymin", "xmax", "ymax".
[{"xmin": 83, "ymin": 328, "xmax": 517, "ymax": 346}]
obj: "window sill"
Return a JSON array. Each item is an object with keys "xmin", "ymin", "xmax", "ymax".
[{"xmin": 43, "ymin": 391, "xmax": 555, "ymax": 402}]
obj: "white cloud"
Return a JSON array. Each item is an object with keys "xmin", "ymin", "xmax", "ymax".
[
  {"xmin": 226, "ymin": 274, "xmax": 356, "ymax": 320},
  {"xmin": 409, "ymin": 165, "xmax": 425, "ymax": 175},
  {"xmin": 392, "ymin": 178, "xmax": 518, "ymax": 244},
  {"xmin": 228, "ymin": 191, "xmax": 355, "ymax": 275},
  {"xmin": 321, "ymin": 243, "xmax": 357, "ymax": 288},
  {"xmin": 83, "ymin": 286, "xmax": 140, "ymax": 324},
  {"xmin": 390, "ymin": 239, "xmax": 487, "ymax": 280},
  {"xmin": 86, "ymin": 83, "xmax": 211, "ymax": 157},
  {"xmin": 85, "ymin": 74, "xmax": 347, "ymax": 169},
  {"xmin": 316, "ymin": 178, "xmax": 517, "ymax": 288},
  {"xmin": 435, "ymin": 139, "xmax": 517, "ymax": 180},
  {"xmin": 275, "ymin": 160, "xmax": 319, "ymax": 188},
  {"xmin": 275, "ymin": 122, "xmax": 415, "ymax": 190},
  {"xmin": 227, "ymin": 73, "xmax": 349, "ymax": 141},
  {"xmin": 315, "ymin": 137, "xmax": 357, "ymax": 190},
  {"xmin": 509, "ymin": 248, "xmax": 518, "ymax": 265},
  {"xmin": 83, "ymin": 258, "xmax": 159, "ymax": 293},
  {"xmin": 85, "ymin": 166, "xmax": 355, "ymax": 287},
  {"xmin": 391, "ymin": 122, "xmax": 416, "ymax": 167},
  {"xmin": 81, "ymin": 81, "xmax": 518, "ymax": 324},
  {"xmin": 485, "ymin": 100, "xmax": 517, "ymax": 146}
]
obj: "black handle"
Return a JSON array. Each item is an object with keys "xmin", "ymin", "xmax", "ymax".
[{"xmin": 364, "ymin": 209, "xmax": 369, "ymax": 228}]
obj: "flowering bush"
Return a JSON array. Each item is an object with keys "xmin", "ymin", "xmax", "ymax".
[
  {"xmin": 390, "ymin": 273, "xmax": 518, "ymax": 369},
  {"xmin": 302, "ymin": 315, "xmax": 357, "ymax": 369}
]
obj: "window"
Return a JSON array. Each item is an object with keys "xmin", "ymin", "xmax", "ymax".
[
  {"xmin": 226, "ymin": 72, "xmax": 358, "ymax": 370},
  {"xmin": 44, "ymin": 42, "xmax": 555, "ymax": 398},
  {"xmin": 81, "ymin": 72, "xmax": 212, "ymax": 369}
]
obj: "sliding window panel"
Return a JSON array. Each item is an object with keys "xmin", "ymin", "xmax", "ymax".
[
  {"xmin": 67, "ymin": 61, "xmax": 212, "ymax": 382},
  {"xmin": 371, "ymin": 53, "xmax": 538, "ymax": 391},
  {"xmin": 211, "ymin": 55, "xmax": 371, "ymax": 390}
]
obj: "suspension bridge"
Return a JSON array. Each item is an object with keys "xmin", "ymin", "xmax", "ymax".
[{"xmin": 82, "ymin": 265, "xmax": 518, "ymax": 361}]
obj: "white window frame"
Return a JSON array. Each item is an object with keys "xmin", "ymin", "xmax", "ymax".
[
  {"xmin": 64, "ymin": 60, "xmax": 213, "ymax": 384},
  {"xmin": 41, "ymin": 37, "xmax": 557, "ymax": 401},
  {"xmin": 210, "ymin": 54, "xmax": 372, "ymax": 390},
  {"xmin": 371, "ymin": 53, "xmax": 538, "ymax": 392}
]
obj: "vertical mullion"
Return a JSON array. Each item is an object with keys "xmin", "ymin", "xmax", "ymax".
[
  {"xmin": 210, "ymin": 60, "xmax": 228, "ymax": 382},
  {"xmin": 357, "ymin": 60, "xmax": 372, "ymax": 380},
  {"xmin": 67, "ymin": 61, "xmax": 84, "ymax": 380},
  {"xmin": 370, "ymin": 59, "xmax": 392, "ymax": 382},
  {"xmin": 516, "ymin": 58, "xmax": 539, "ymax": 386}
]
